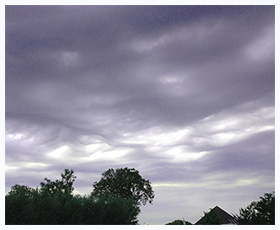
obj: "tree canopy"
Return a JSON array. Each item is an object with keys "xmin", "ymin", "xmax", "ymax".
[
  {"xmin": 40, "ymin": 169, "xmax": 76, "ymax": 195},
  {"xmin": 5, "ymin": 168, "xmax": 142, "ymax": 225},
  {"xmin": 92, "ymin": 167, "xmax": 155, "ymax": 206},
  {"xmin": 235, "ymin": 191, "xmax": 275, "ymax": 225},
  {"xmin": 166, "ymin": 219, "xmax": 192, "ymax": 225}
]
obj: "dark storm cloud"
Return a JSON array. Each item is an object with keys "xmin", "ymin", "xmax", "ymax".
[
  {"xmin": 6, "ymin": 6, "xmax": 274, "ymax": 124},
  {"xmin": 5, "ymin": 5, "xmax": 275, "ymax": 224}
]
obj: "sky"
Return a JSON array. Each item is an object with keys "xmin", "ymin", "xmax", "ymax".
[{"xmin": 5, "ymin": 4, "xmax": 275, "ymax": 225}]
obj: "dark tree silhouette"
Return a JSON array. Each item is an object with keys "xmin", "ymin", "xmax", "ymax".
[
  {"xmin": 235, "ymin": 191, "xmax": 275, "ymax": 225},
  {"xmin": 5, "ymin": 168, "xmax": 142, "ymax": 225},
  {"xmin": 166, "ymin": 219, "xmax": 192, "ymax": 225},
  {"xmin": 92, "ymin": 167, "xmax": 155, "ymax": 206},
  {"xmin": 40, "ymin": 169, "xmax": 76, "ymax": 195}
]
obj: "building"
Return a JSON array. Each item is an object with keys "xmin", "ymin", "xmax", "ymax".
[{"xmin": 195, "ymin": 206, "xmax": 238, "ymax": 225}]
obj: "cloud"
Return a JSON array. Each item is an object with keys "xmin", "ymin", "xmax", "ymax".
[{"xmin": 5, "ymin": 5, "xmax": 274, "ymax": 224}]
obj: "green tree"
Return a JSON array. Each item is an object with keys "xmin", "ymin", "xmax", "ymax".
[
  {"xmin": 5, "ymin": 184, "xmax": 39, "ymax": 224},
  {"xmin": 37, "ymin": 169, "xmax": 77, "ymax": 224},
  {"xmin": 6, "ymin": 168, "xmax": 142, "ymax": 225},
  {"xmin": 6, "ymin": 169, "xmax": 79, "ymax": 225},
  {"xmin": 72, "ymin": 194, "xmax": 140, "ymax": 225},
  {"xmin": 96, "ymin": 195, "xmax": 140, "ymax": 224},
  {"xmin": 40, "ymin": 169, "xmax": 76, "ymax": 195},
  {"xmin": 166, "ymin": 219, "xmax": 192, "ymax": 225},
  {"xmin": 92, "ymin": 167, "xmax": 155, "ymax": 206},
  {"xmin": 235, "ymin": 191, "xmax": 275, "ymax": 225}
]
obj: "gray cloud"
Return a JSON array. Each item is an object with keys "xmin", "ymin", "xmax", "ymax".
[{"xmin": 5, "ymin": 5, "xmax": 275, "ymax": 224}]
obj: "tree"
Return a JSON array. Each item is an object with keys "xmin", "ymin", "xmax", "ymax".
[
  {"xmin": 6, "ymin": 168, "xmax": 142, "ymax": 225},
  {"xmin": 36, "ymin": 169, "xmax": 78, "ymax": 224},
  {"xmin": 92, "ymin": 167, "xmax": 155, "ymax": 206},
  {"xmin": 166, "ymin": 219, "xmax": 192, "ymax": 225},
  {"xmin": 5, "ymin": 184, "xmax": 39, "ymax": 224},
  {"xmin": 94, "ymin": 195, "xmax": 140, "ymax": 225},
  {"xmin": 235, "ymin": 191, "xmax": 275, "ymax": 225},
  {"xmin": 40, "ymin": 168, "xmax": 76, "ymax": 195}
]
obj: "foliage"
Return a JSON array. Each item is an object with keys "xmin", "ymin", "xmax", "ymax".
[
  {"xmin": 92, "ymin": 195, "xmax": 140, "ymax": 225},
  {"xmin": 92, "ymin": 167, "xmax": 155, "ymax": 206},
  {"xmin": 5, "ymin": 169, "xmax": 141, "ymax": 225},
  {"xmin": 235, "ymin": 191, "xmax": 275, "ymax": 225},
  {"xmin": 166, "ymin": 219, "xmax": 192, "ymax": 225},
  {"xmin": 5, "ymin": 184, "xmax": 39, "ymax": 224},
  {"xmin": 40, "ymin": 169, "xmax": 76, "ymax": 195}
]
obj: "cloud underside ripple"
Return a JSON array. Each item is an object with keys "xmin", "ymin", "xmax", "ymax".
[{"xmin": 5, "ymin": 5, "xmax": 274, "ymax": 224}]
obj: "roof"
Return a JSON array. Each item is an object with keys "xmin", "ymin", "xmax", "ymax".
[{"xmin": 195, "ymin": 206, "xmax": 238, "ymax": 225}]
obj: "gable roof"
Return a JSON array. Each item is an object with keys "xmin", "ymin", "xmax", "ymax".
[{"xmin": 195, "ymin": 206, "xmax": 238, "ymax": 225}]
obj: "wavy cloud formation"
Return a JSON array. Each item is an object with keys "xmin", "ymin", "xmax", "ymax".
[{"xmin": 5, "ymin": 5, "xmax": 274, "ymax": 224}]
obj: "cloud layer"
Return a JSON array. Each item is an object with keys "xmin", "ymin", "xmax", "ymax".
[{"xmin": 5, "ymin": 5, "xmax": 274, "ymax": 224}]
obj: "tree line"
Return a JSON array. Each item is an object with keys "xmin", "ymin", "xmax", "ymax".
[
  {"xmin": 6, "ymin": 167, "xmax": 274, "ymax": 225},
  {"xmin": 5, "ymin": 168, "xmax": 154, "ymax": 225}
]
